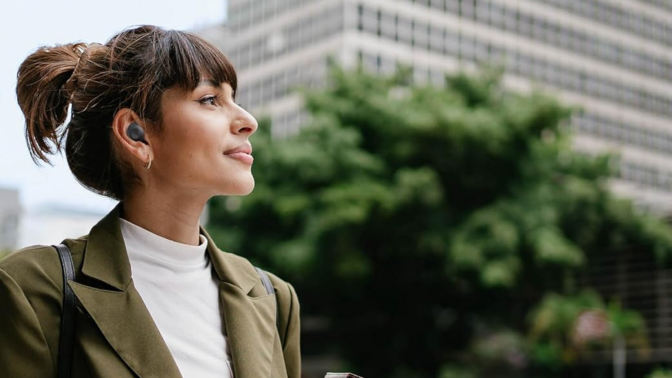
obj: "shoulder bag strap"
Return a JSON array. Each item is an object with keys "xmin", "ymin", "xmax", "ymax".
[
  {"xmin": 53, "ymin": 243, "xmax": 76, "ymax": 378},
  {"xmin": 255, "ymin": 267, "xmax": 280, "ymax": 333}
]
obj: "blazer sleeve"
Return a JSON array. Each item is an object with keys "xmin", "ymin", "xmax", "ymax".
[
  {"xmin": 0, "ymin": 267, "xmax": 55, "ymax": 378},
  {"xmin": 269, "ymin": 273, "xmax": 301, "ymax": 378},
  {"xmin": 281, "ymin": 282, "xmax": 300, "ymax": 378}
]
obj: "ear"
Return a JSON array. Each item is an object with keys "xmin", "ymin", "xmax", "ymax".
[{"xmin": 111, "ymin": 108, "xmax": 153, "ymax": 165}]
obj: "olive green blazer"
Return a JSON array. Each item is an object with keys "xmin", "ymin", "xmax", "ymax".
[{"xmin": 0, "ymin": 204, "xmax": 300, "ymax": 378}]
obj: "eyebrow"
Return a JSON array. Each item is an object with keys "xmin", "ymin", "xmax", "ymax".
[{"xmin": 197, "ymin": 79, "xmax": 235, "ymax": 99}]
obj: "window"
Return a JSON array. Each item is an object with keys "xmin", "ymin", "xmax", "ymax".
[
  {"xmin": 430, "ymin": 25, "xmax": 444, "ymax": 53},
  {"xmin": 362, "ymin": 7, "xmax": 378, "ymax": 35},
  {"xmin": 413, "ymin": 20, "xmax": 430, "ymax": 49},
  {"xmin": 445, "ymin": 29, "xmax": 460, "ymax": 56},
  {"xmin": 460, "ymin": 0, "xmax": 475, "ymax": 19},
  {"xmin": 397, "ymin": 17, "xmax": 413, "ymax": 45},
  {"xmin": 381, "ymin": 12, "xmax": 396, "ymax": 39}
]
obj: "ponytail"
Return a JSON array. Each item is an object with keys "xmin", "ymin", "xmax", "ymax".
[{"xmin": 16, "ymin": 43, "xmax": 86, "ymax": 164}]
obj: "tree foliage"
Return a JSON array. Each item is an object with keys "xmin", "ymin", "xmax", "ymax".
[
  {"xmin": 648, "ymin": 369, "xmax": 672, "ymax": 378},
  {"xmin": 528, "ymin": 290, "xmax": 648, "ymax": 371},
  {"xmin": 208, "ymin": 65, "xmax": 672, "ymax": 377}
]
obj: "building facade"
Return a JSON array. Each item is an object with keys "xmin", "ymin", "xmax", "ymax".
[
  {"xmin": 16, "ymin": 205, "xmax": 107, "ymax": 250},
  {"xmin": 216, "ymin": 0, "xmax": 672, "ymax": 213},
  {"xmin": 0, "ymin": 187, "xmax": 21, "ymax": 251}
]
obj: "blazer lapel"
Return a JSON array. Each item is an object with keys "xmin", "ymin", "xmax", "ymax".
[
  {"xmin": 203, "ymin": 229, "xmax": 278, "ymax": 378},
  {"xmin": 69, "ymin": 203, "xmax": 278, "ymax": 378},
  {"xmin": 72, "ymin": 204, "xmax": 182, "ymax": 378},
  {"xmin": 219, "ymin": 283, "xmax": 277, "ymax": 378}
]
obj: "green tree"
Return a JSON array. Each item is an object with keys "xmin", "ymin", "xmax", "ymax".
[
  {"xmin": 208, "ymin": 65, "xmax": 672, "ymax": 377},
  {"xmin": 648, "ymin": 369, "xmax": 672, "ymax": 378},
  {"xmin": 527, "ymin": 290, "xmax": 648, "ymax": 373}
]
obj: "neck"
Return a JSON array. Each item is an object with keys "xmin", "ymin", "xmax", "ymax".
[{"xmin": 121, "ymin": 190, "xmax": 207, "ymax": 246}]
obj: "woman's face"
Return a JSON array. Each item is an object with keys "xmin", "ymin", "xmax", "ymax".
[{"xmin": 149, "ymin": 80, "xmax": 258, "ymax": 199}]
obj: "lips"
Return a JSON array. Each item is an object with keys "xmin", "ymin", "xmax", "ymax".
[
  {"xmin": 223, "ymin": 142, "xmax": 254, "ymax": 164},
  {"xmin": 223, "ymin": 142, "xmax": 253, "ymax": 155}
]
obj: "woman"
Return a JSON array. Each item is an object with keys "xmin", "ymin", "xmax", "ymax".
[{"xmin": 0, "ymin": 25, "xmax": 300, "ymax": 378}]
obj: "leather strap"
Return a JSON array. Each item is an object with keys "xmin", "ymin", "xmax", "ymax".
[
  {"xmin": 255, "ymin": 267, "xmax": 274, "ymax": 295},
  {"xmin": 255, "ymin": 267, "xmax": 280, "ymax": 332},
  {"xmin": 53, "ymin": 244, "xmax": 76, "ymax": 378}
]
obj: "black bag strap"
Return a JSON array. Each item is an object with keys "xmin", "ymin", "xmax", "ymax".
[
  {"xmin": 53, "ymin": 243, "xmax": 76, "ymax": 378},
  {"xmin": 255, "ymin": 267, "xmax": 280, "ymax": 332}
]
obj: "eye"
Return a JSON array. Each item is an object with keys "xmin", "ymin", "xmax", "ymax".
[{"xmin": 199, "ymin": 95, "xmax": 219, "ymax": 106}]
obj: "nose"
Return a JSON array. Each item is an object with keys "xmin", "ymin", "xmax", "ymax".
[{"xmin": 232, "ymin": 107, "xmax": 258, "ymax": 135}]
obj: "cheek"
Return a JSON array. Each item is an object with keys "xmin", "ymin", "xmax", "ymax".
[{"xmin": 158, "ymin": 118, "xmax": 224, "ymax": 166}]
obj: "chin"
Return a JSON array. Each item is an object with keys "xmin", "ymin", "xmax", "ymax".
[
  {"xmin": 239, "ymin": 181, "xmax": 255, "ymax": 195},
  {"xmin": 222, "ymin": 176, "xmax": 255, "ymax": 196}
]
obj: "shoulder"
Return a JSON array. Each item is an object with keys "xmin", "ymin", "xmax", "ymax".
[
  {"xmin": 220, "ymin": 249, "xmax": 299, "ymax": 303},
  {"xmin": 199, "ymin": 228, "xmax": 300, "ymax": 316},
  {"xmin": 214, "ymin": 248, "xmax": 299, "ymax": 312},
  {"xmin": 225, "ymin": 250, "xmax": 298, "ymax": 304},
  {"xmin": 264, "ymin": 270, "xmax": 301, "ymax": 375},
  {"xmin": 264, "ymin": 270, "xmax": 300, "ymax": 344},
  {"xmin": 0, "ymin": 237, "xmax": 87, "ymax": 298},
  {"xmin": 0, "ymin": 245, "xmax": 61, "ymax": 291},
  {"xmin": 265, "ymin": 270, "xmax": 299, "ymax": 307}
]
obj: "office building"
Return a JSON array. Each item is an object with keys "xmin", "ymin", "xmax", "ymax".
[
  {"xmin": 0, "ymin": 187, "xmax": 21, "ymax": 251},
  {"xmin": 199, "ymin": 0, "xmax": 672, "ymax": 368},
  {"xmin": 214, "ymin": 0, "xmax": 672, "ymax": 215}
]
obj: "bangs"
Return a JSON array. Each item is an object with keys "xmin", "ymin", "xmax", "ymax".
[
  {"xmin": 157, "ymin": 30, "xmax": 237, "ymax": 95},
  {"xmin": 105, "ymin": 25, "xmax": 238, "ymax": 122}
]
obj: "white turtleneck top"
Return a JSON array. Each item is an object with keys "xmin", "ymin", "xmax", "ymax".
[{"xmin": 119, "ymin": 218, "xmax": 234, "ymax": 378}]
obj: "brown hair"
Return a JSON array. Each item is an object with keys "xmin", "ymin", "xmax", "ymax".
[{"xmin": 16, "ymin": 25, "xmax": 237, "ymax": 200}]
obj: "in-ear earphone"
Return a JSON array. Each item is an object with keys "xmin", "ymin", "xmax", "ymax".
[{"xmin": 127, "ymin": 122, "xmax": 149, "ymax": 145}]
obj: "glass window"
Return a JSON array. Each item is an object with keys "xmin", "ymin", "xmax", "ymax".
[
  {"xmin": 430, "ymin": 25, "xmax": 444, "ymax": 53},
  {"xmin": 460, "ymin": 0, "xmax": 475, "ymax": 19},
  {"xmin": 397, "ymin": 17, "xmax": 413, "ymax": 44},
  {"xmin": 362, "ymin": 7, "xmax": 378, "ymax": 35},
  {"xmin": 445, "ymin": 29, "xmax": 459, "ymax": 56},
  {"xmin": 460, "ymin": 34, "xmax": 475, "ymax": 61},
  {"xmin": 413, "ymin": 20, "xmax": 429, "ymax": 49},
  {"xmin": 490, "ymin": 3, "xmax": 505, "ymax": 28},
  {"xmin": 381, "ymin": 12, "xmax": 396, "ymax": 39},
  {"xmin": 504, "ymin": 7, "xmax": 517, "ymax": 31},
  {"xmin": 476, "ymin": 1, "xmax": 490, "ymax": 23},
  {"xmin": 474, "ymin": 39, "xmax": 488, "ymax": 62},
  {"xmin": 430, "ymin": 0, "xmax": 445, "ymax": 11},
  {"xmin": 532, "ymin": 17, "xmax": 546, "ymax": 42},
  {"xmin": 445, "ymin": 0, "xmax": 459, "ymax": 13},
  {"xmin": 518, "ymin": 13, "xmax": 532, "ymax": 37}
]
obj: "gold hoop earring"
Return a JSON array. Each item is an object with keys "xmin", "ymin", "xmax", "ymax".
[{"xmin": 144, "ymin": 157, "xmax": 152, "ymax": 170}]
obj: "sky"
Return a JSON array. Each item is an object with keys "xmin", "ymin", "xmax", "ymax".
[{"xmin": 0, "ymin": 0, "xmax": 227, "ymax": 214}]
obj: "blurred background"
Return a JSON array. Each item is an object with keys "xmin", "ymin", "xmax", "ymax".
[{"xmin": 3, "ymin": 1, "xmax": 672, "ymax": 377}]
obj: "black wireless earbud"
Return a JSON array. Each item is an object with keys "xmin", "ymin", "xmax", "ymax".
[{"xmin": 127, "ymin": 122, "xmax": 149, "ymax": 145}]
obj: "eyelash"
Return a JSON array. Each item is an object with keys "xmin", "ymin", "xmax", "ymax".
[
  {"xmin": 198, "ymin": 95, "xmax": 244, "ymax": 109},
  {"xmin": 199, "ymin": 95, "xmax": 219, "ymax": 106}
]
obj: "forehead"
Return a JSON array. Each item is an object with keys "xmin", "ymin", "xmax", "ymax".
[{"xmin": 162, "ymin": 80, "xmax": 234, "ymax": 100}]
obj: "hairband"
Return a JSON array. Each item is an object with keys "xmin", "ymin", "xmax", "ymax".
[{"xmin": 63, "ymin": 43, "xmax": 102, "ymax": 104}]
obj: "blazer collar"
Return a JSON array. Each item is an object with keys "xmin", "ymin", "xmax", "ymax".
[
  {"xmin": 81, "ymin": 202, "xmax": 259, "ymax": 294},
  {"xmin": 80, "ymin": 203, "xmax": 132, "ymax": 291},
  {"xmin": 76, "ymin": 202, "xmax": 278, "ymax": 378},
  {"xmin": 201, "ymin": 226, "xmax": 259, "ymax": 294}
]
